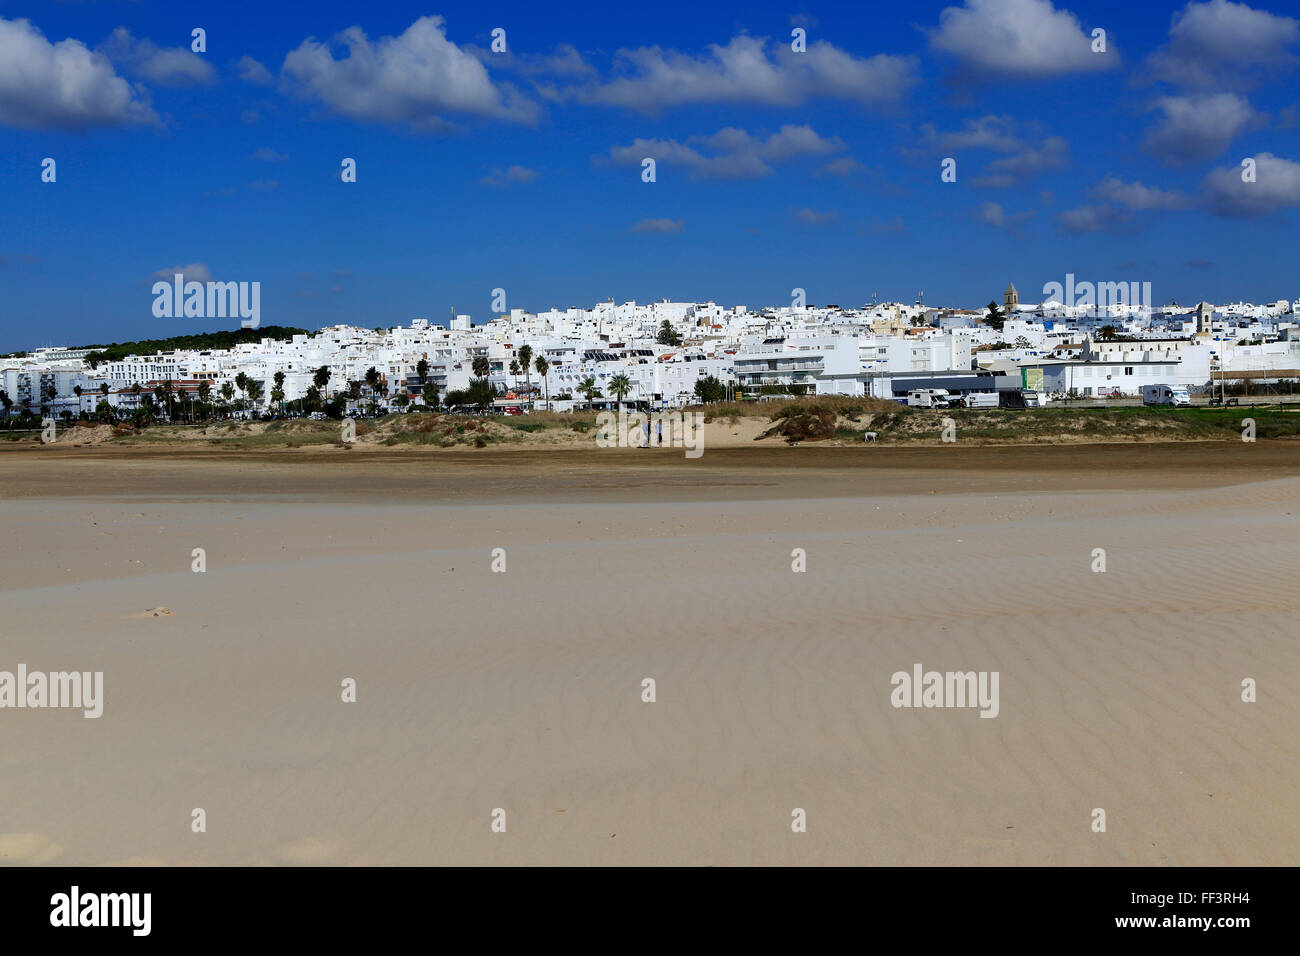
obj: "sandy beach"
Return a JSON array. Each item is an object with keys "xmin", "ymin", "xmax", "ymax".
[{"xmin": 2, "ymin": 440, "xmax": 1298, "ymax": 865}]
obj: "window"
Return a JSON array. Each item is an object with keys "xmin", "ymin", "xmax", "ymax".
[{"xmin": 1124, "ymin": 366, "xmax": 1133, "ymax": 375}]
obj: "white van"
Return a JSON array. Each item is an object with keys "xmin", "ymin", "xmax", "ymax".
[
  {"xmin": 963, "ymin": 392, "xmax": 999, "ymax": 409},
  {"xmin": 1022, "ymin": 391, "xmax": 1049, "ymax": 407},
  {"xmin": 1142, "ymin": 384, "xmax": 1191, "ymax": 407},
  {"xmin": 907, "ymin": 388, "xmax": 953, "ymax": 408}
]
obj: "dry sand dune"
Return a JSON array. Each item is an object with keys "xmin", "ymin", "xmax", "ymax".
[{"xmin": 1, "ymin": 442, "xmax": 1297, "ymax": 865}]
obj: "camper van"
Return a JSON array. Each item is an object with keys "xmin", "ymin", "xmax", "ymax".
[
  {"xmin": 962, "ymin": 392, "xmax": 999, "ymax": 409},
  {"xmin": 1142, "ymin": 384, "xmax": 1191, "ymax": 407},
  {"xmin": 907, "ymin": 389, "xmax": 954, "ymax": 408}
]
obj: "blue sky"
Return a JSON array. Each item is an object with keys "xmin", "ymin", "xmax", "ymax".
[{"xmin": 2, "ymin": 0, "xmax": 1300, "ymax": 351}]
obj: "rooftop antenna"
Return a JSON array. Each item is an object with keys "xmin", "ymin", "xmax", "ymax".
[{"xmin": 917, "ymin": 290, "xmax": 924, "ymax": 307}]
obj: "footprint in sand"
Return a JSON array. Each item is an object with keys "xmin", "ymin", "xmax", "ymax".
[
  {"xmin": 271, "ymin": 837, "xmax": 346, "ymax": 865},
  {"xmin": 0, "ymin": 832, "xmax": 63, "ymax": 864}
]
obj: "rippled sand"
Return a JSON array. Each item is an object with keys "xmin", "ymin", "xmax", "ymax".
[{"xmin": 1, "ymin": 441, "xmax": 1297, "ymax": 864}]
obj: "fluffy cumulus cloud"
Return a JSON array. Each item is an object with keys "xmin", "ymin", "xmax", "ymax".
[
  {"xmin": 236, "ymin": 55, "xmax": 273, "ymax": 85},
  {"xmin": 1145, "ymin": 0, "xmax": 1300, "ymax": 90},
  {"xmin": 917, "ymin": 114, "xmax": 1021, "ymax": 153},
  {"xmin": 1092, "ymin": 175, "xmax": 1192, "ymax": 210},
  {"xmin": 1201, "ymin": 152, "xmax": 1300, "ymax": 217},
  {"xmin": 607, "ymin": 124, "xmax": 845, "ymax": 180},
  {"xmin": 565, "ymin": 34, "xmax": 915, "ymax": 112},
  {"xmin": 1054, "ymin": 204, "xmax": 1133, "ymax": 234},
  {"xmin": 479, "ymin": 43, "xmax": 595, "ymax": 77},
  {"xmin": 928, "ymin": 0, "xmax": 1116, "ymax": 78},
  {"xmin": 1142, "ymin": 93, "xmax": 1256, "ymax": 166},
  {"xmin": 971, "ymin": 135, "xmax": 1068, "ymax": 187},
  {"xmin": 99, "ymin": 27, "xmax": 215, "ymax": 86},
  {"xmin": 914, "ymin": 116, "xmax": 1067, "ymax": 187},
  {"xmin": 973, "ymin": 201, "xmax": 1034, "ymax": 231},
  {"xmin": 281, "ymin": 16, "xmax": 537, "ymax": 129},
  {"xmin": 0, "ymin": 17, "xmax": 156, "ymax": 130}
]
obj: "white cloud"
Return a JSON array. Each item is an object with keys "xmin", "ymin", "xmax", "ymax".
[
  {"xmin": 971, "ymin": 136, "xmax": 1068, "ymax": 187},
  {"xmin": 792, "ymin": 207, "xmax": 837, "ymax": 225},
  {"xmin": 974, "ymin": 201, "xmax": 1034, "ymax": 229},
  {"xmin": 0, "ymin": 17, "xmax": 155, "ymax": 130},
  {"xmin": 567, "ymin": 34, "xmax": 915, "ymax": 112},
  {"xmin": 1202, "ymin": 152, "xmax": 1300, "ymax": 217},
  {"xmin": 150, "ymin": 263, "xmax": 214, "ymax": 283},
  {"xmin": 1055, "ymin": 204, "xmax": 1131, "ymax": 234},
  {"xmin": 1142, "ymin": 93, "xmax": 1256, "ymax": 166},
  {"xmin": 481, "ymin": 43, "xmax": 595, "ymax": 77},
  {"xmin": 1092, "ymin": 175, "xmax": 1192, "ymax": 210},
  {"xmin": 236, "ymin": 55, "xmax": 273, "ymax": 85},
  {"xmin": 976, "ymin": 201, "xmax": 1006, "ymax": 226},
  {"xmin": 251, "ymin": 147, "xmax": 288, "ymax": 162},
  {"xmin": 480, "ymin": 165, "xmax": 539, "ymax": 187},
  {"xmin": 918, "ymin": 114, "xmax": 1021, "ymax": 152},
  {"xmin": 630, "ymin": 218, "xmax": 684, "ymax": 234},
  {"xmin": 281, "ymin": 16, "xmax": 537, "ymax": 129},
  {"xmin": 929, "ymin": 0, "xmax": 1116, "ymax": 78},
  {"xmin": 1145, "ymin": 0, "xmax": 1300, "ymax": 89},
  {"xmin": 607, "ymin": 124, "xmax": 843, "ymax": 180},
  {"xmin": 100, "ymin": 27, "xmax": 215, "ymax": 87},
  {"xmin": 822, "ymin": 157, "xmax": 866, "ymax": 176}
]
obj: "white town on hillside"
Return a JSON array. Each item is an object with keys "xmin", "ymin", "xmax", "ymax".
[{"xmin": 6, "ymin": 285, "xmax": 1300, "ymax": 419}]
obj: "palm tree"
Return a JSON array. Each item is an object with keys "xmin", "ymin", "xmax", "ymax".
[
  {"xmin": 472, "ymin": 354, "xmax": 490, "ymax": 380},
  {"xmin": 608, "ymin": 373, "xmax": 632, "ymax": 407},
  {"xmin": 1098, "ymin": 325, "xmax": 1118, "ymax": 341},
  {"xmin": 534, "ymin": 355, "xmax": 550, "ymax": 410},
  {"xmin": 272, "ymin": 371, "xmax": 286, "ymax": 413},
  {"xmin": 416, "ymin": 359, "xmax": 429, "ymax": 384},
  {"xmin": 578, "ymin": 375, "xmax": 602, "ymax": 405},
  {"xmin": 517, "ymin": 344, "xmax": 533, "ymax": 401},
  {"xmin": 509, "ymin": 359, "xmax": 521, "ymax": 390},
  {"xmin": 219, "ymin": 381, "xmax": 234, "ymax": 416},
  {"xmin": 235, "ymin": 372, "xmax": 249, "ymax": 404},
  {"xmin": 313, "ymin": 365, "xmax": 331, "ymax": 398},
  {"xmin": 100, "ymin": 382, "xmax": 110, "ymax": 397}
]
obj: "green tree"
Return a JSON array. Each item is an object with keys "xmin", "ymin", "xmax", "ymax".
[
  {"xmin": 693, "ymin": 374, "xmax": 727, "ymax": 403},
  {"xmin": 534, "ymin": 355, "xmax": 550, "ymax": 410},
  {"xmin": 471, "ymin": 354, "xmax": 490, "ymax": 380},
  {"xmin": 416, "ymin": 358, "xmax": 429, "ymax": 384},
  {"xmin": 517, "ymin": 344, "xmax": 533, "ymax": 399},
  {"xmin": 983, "ymin": 301, "xmax": 1005, "ymax": 332},
  {"xmin": 313, "ymin": 366, "xmax": 331, "ymax": 396},
  {"xmin": 422, "ymin": 381, "xmax": 440, "ymax": 409},
  {"xmin": 608, "ymin": 372, "xmax": 632, "ymax": 405},
  {"xmin": 657, "ymin": 320, "xmax": 683, "ymax": 347},
  {"xmin": 577, "ymin": 375, "xmax": 602, "ymax": 404}
]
